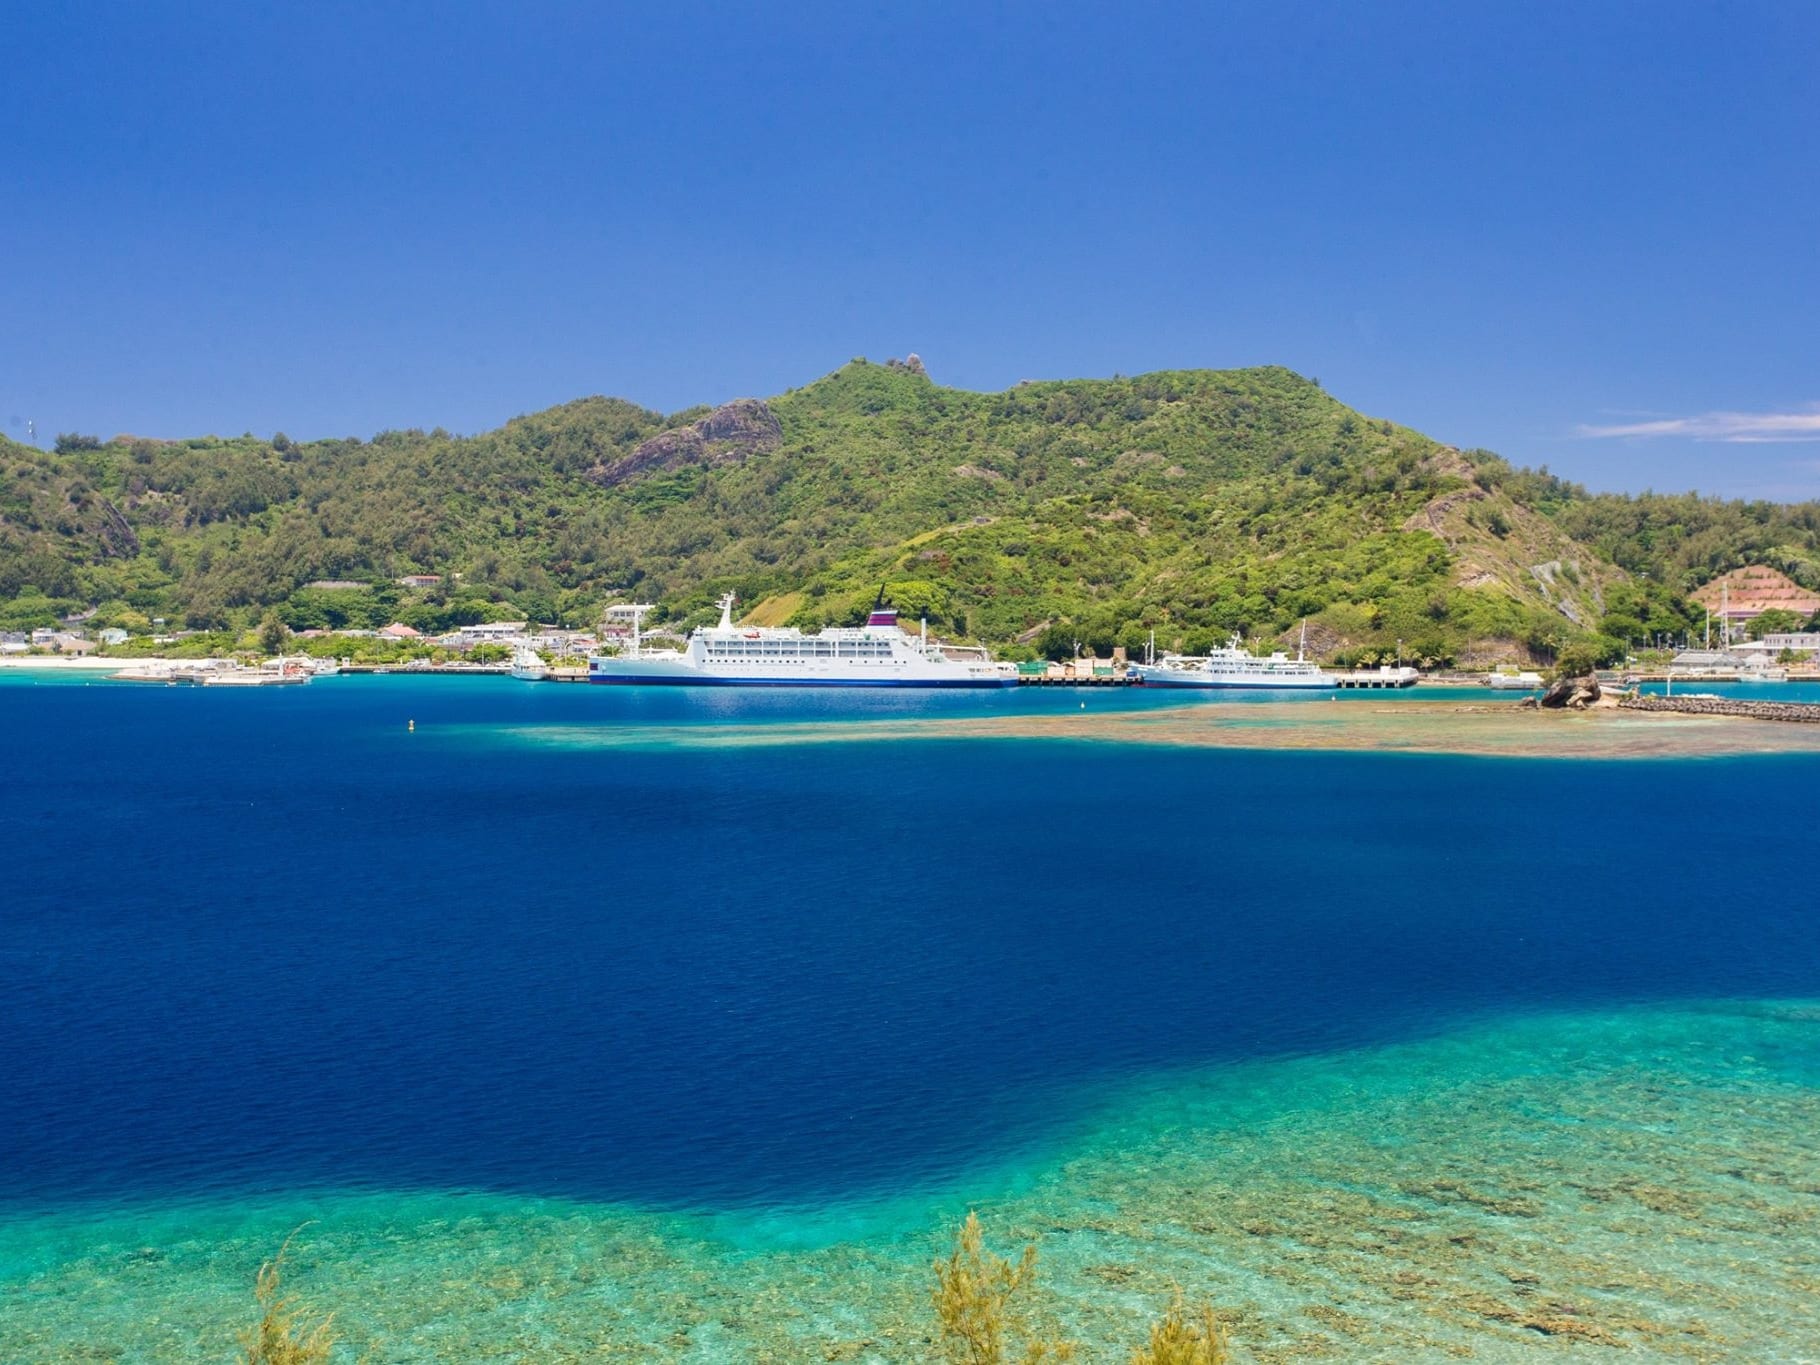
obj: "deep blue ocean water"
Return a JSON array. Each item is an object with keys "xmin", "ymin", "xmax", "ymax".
[{"xmin": 5, "ymin": 674, "xmax": 1820, "ymax": 1220}]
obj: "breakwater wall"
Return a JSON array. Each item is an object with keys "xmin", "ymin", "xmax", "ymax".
[{"xmin": 1619, "ymin": 696, "xmax": 1820, "ymax": 723}]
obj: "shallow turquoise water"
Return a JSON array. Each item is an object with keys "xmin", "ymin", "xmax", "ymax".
[
  {"xmin": 6, "ymin": 1001, "xmax": 1819, "ymax": 1360},
  {"xmin": 3, "ymin": 673, "xmax": 1818, "ymax": 1360}
]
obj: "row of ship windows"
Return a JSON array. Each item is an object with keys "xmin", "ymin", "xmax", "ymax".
[
  {"xmin": 707, "ymin": 658, "xmax": 902, "ymax": 664},
  {"xmin": 706, "ymin": 656, "xmax": 898, "ymax": 662},
  {"xmin": 705, "ymin": 647, "xmax": 893, "ymax": 656}
]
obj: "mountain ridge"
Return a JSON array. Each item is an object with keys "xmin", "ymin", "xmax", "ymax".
[{"xmin": 3, "ymin": 361, "xmax": 1817, "ymax": 663}]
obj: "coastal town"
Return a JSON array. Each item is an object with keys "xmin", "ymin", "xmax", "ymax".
[{"xmin": 8, "ymin": 563, "xmax": 1820, "ymax": 686}]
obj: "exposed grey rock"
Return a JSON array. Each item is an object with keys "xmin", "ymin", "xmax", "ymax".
[
  {"xmin": 695, "ymin": 397, "xmax": 782, "ymax": 451},
  {"xmin": 589, "ymin": 398, "xmax": 781, "ymax": 488},
  {"xmin": 96, "ymin": 496, "xmax": 140, "ymax": 558},
  {"xmin": 1539, "ymin": 673, "xmax": 1601, "ymax": 709}
]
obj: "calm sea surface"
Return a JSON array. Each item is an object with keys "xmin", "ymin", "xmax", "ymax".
[{"xmin": 4, "ymin": 672, "xmax": 1819, "ymax": 1358}]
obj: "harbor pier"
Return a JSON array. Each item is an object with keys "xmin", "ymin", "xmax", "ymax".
[{"xmin": 1334, "ymin": 667, "xmax": 1421, "ymax": 689}]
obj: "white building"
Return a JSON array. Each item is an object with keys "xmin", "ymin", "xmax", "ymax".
[
  {"xmin": 1670, "ymin": 648, "xmax": 1750, "ymax": 674},
  {"xmin": 459, "ymin": 621, "xmax": 528, "ymax": 640},
  {"xmin": 1763, "ymin": 632, "xmax": 1820, "ymax": 653}
]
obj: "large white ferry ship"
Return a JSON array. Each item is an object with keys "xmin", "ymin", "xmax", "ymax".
[
  {"xmin": 1132, "ymin": 630, "xmax": 1335, "ymax": 690},
  {"xmin": 587, "ymin": 596, "xmax": 1016, "ymax": 688}
]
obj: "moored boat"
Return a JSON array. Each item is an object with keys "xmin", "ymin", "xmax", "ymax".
[
  {"xmin": 509, "ymin": 645, "xmax": 549, "ymax": 681},
  {"xmin": 201, "ymin": 657, "xmax": 312, "ymax": 686},
  {"xmin": 1485, "ymin": 669, "xmax": 1544, "ymax": 690},
  {"xmin": 1132, "ymin": 628, "xmax": 1334, "ymax": 690}
]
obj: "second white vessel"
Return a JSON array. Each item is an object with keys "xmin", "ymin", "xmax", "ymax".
[
  {"xmin": 1132, "ymin": 629, "xmax": 1334, "ymax": 690},
  {"xmin": 509, "ymin": 645, "xmax": 550, "ymax": 681},
  {"xmin": 587, "ymin": 595, "xmax": 1016, "ymax": 688}
]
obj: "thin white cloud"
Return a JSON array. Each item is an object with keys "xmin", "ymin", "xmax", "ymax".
[{"xmin": 1577, "ymin": 406, "xmax": 1820, "ymax": 443}]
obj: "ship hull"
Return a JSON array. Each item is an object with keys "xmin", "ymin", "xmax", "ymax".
[
  {"xmin": 1135, "ymin": 680, "xmax": 1339, "ymax": 687},
  {"xmin": 586, "ymin": 657, "xmax": 1014, "ymax": 688},
  {"xmin": 588, "ymin": 674, "xmax": 1013, "ymax": 688},
  {"xmin": 1133, "ymin": 668, "xmax": 1332, "ymax": 689}
]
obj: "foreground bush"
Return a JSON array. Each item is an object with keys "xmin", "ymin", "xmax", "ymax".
[
  {"xmin": 932, "ymin": 1211, "xmax": 1075, "ymax": 1362},
  {"xmin": 241, "ymin": 1229, "xmax": 334, "ymax": 1365},
  {"xmin": 1131, "ymin": 1291, "xmax": 1230, "ymax": 1364},
  {"xmin": 231, "ymin": 1213, "xmax": 1232, "ymax": 1360}
]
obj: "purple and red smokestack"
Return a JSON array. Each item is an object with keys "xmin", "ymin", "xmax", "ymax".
[{"xmin": 867, "ymin": 607, "xmax": 898, "ymax": 627}]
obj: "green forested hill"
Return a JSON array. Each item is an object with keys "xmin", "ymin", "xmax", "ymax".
[{"xmin": 4, "ymin": 360, "xmax": 1819, "ymax": 663}]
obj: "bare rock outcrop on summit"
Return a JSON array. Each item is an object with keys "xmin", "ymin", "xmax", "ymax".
[
  {"xmin": 589, "ymin": 398, "xmax": 782, "ymax": 488},
  {"xmin": 696, "ymin": 398, "xmax": 783, "ymax": 449}
]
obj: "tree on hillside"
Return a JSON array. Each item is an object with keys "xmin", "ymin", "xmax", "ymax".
[
  {"xmin": 1746, "ymin": 608, "xmax": 1805, "ymax": 639},
  {"xmin": 258, "ymin": 612, "xmax": 291, "ymax": 656},
  {"xmin": 1550, "ymin": 641, "xmax": 1610, "ymax": 681}
]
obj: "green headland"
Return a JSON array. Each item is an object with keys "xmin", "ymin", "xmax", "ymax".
[{"xmin": 6, "ymin": 361, "xmax": 1820, "ymax": 669}]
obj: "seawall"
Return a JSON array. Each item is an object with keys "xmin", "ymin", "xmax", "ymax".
[{"xmin": 1619, "ymin": 696, "xmax": 1820, "ymax": 723}]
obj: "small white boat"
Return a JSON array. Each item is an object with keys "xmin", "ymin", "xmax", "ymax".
[
  {"xmin": 114, "ymin": 661, "xmax": 181, "ymax": 683},
  {"xmin": 201, "ymin": 657, "xmax": 312, "ymax": 686},
  {"xmin": 510, "ymin": 645, "xmax": 549, "ymax": 681},
  {"xmin": 1485, "ymin": 669, "xmax": 1544, "ymax": 690},
  {"xmin": 116, "ymin": 658, "xmax": 238, "ymax": 684}
]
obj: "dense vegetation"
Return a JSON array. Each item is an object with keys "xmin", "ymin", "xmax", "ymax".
[{"xmin": 6, "ymin": 361, "xmax": 1820, "ymax": 662}]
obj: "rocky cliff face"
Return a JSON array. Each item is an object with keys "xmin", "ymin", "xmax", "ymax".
[
  {"xmin": 93, "ymin": 495, "xmax": 140, "ymax": 558},
  {"xmin": 1403, "ymin": 448, "xmax": 1622, "ymax": 628},
  {"xmin": 588, "ymin": 399, "xmax": 782, "ymax": 488}
]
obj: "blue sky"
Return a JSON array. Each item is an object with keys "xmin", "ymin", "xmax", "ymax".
[{"xmin": 4, "ymin": 2, "xmax": 1817, "ymax": 498}]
